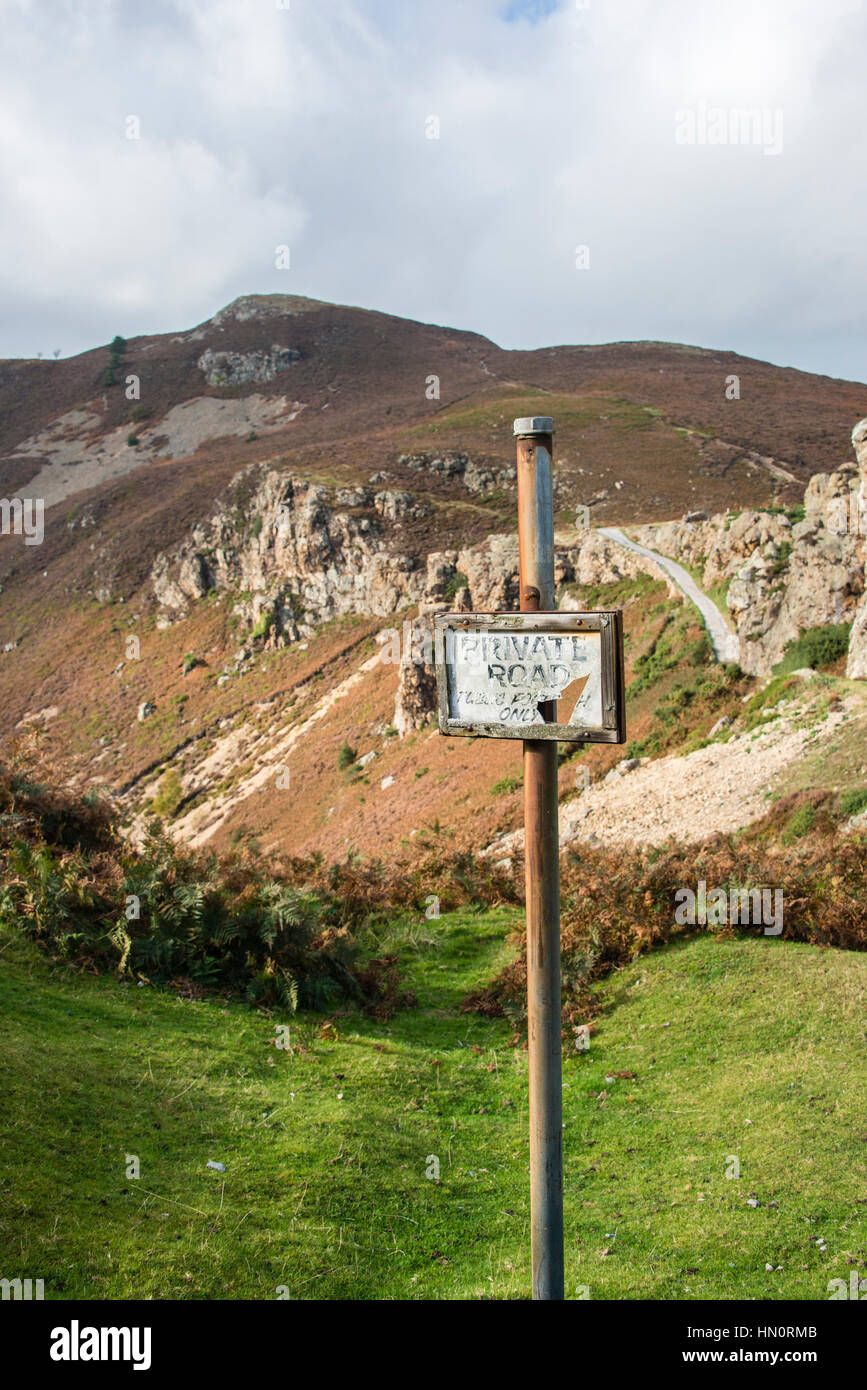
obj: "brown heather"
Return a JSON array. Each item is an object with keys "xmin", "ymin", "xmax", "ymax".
[
  {"xmin": 463, "ymin": 799, "xmax": 866, "ymax": 1032},
  {"xmin": 2, "ymin": 735, "xmax": 863, "ymax": 1035}
]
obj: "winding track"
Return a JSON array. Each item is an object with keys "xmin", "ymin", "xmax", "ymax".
[{"xmin": 597, "ymin": 525, "xmax": 741, "ymax": 664}]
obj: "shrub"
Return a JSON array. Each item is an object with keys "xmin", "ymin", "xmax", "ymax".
[
  {"xmin": 0, "ymin": 764, "xmax": 402, "ymax": 1014},
  {"xmin": 782, "ymin": 804, "xmax": 815, "ymax": 843},
  {"xmin": 150, "ymin": 770, "xmax": 183, "ymax": 818},
  {"xmin": 491, "ymin": 775, "xmax": 522, "ymax": 795},
  {"xmin": 462, "ymin": 802, "xmax": 867, "ymax": 1031},
  {"xmin": 627, "ymin": 616, "xmax": 680, "ymax": 695},
  {"xmin": 127, "ymin": 433, "xmax": 139, "ymax": 446},
  {"xmin": 337, "ymin": 742, "xmax": 357, "ymax": 771},
  {"xmin": 251, "ymin": 611, "xmax": 272, "ymax": 640},
  {"xmin": 771, "ymin": 540, "xmax": 792, "ymax": 575},
  {"xmin": 838, "ymin": 788, "xmax": 867, "ymax": 821},
  {"xmin": 182, "ymin": 653, "xmax": 201, "ymax": 675},
  {"xmin": 102, "ymin": 367, "xmax": 115, "ymax": 387},
  {"xmin": 658, "ymin": 683, "xmax": 695, "ymax": 720},
  {"xmin": 444, "ymin": 570, "xmax": 469, "ymax": 602},
  {"xmin": 773, "ymin": 623, "xmax": 851, "ymax": 675},
  {"xmin": 740, "ymin": 674, "xmax": 799, "ymax": 728}
]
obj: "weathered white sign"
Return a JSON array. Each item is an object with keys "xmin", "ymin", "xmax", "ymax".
[
  {"xmin": 434, "ymin": 612, "xmax": 625, "ymax": 743},
  {"xmin": 446, "ymin": 628, "xmax": 602, "ymax": 728}
]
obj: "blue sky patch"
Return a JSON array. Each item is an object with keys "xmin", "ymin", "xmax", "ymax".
[{"xmin": 502, "ymin": 0, "xmax": 560, "ymax": 24}]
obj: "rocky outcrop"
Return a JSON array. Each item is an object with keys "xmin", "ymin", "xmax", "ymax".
[
  {"xmin": 632, "ymin": 449, "xmax": 866, "ymax": 676},
  {"xmin": 197, "ymin": 345, "xmax": 301, "ymax": 386},
  {"xmin": 152, "ymin": 462, "xmax": 682, "ymax": 736},
  {"xmin": 398, "ymin": 452, "xmax": 517, "ymax": 498},
  {"xmin": 456, "ymin": 534, "xmax": 520, "ymax": 610},
  {"xmin": 154, "ymin": 426, "xmax": 867, "ymax": 757},
  {"xmin": 210, "ymin": 293, "xmax": 327, "ymax": 325},
  {"xmin": 393, "ymin": 616, "xmax": 437, "ymax": 737},
  {"xmin": 560, "ymin": 528, "xmax": 678, "ymax": 597},
  {"xmin": 846, "ymin": 419, "xmax": 867, "ymax": 678},
  {"xmin": 151, "ymin": 466, "xmax": 429, "ymax": 638},
  {"xmin": 445, "ymin": 527, "xmax": 676, "ymax": 616}
]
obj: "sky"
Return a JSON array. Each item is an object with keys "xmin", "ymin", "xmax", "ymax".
[{"xmin": 1, "ymin": 0, "xmax": 865, "ymax": 382}]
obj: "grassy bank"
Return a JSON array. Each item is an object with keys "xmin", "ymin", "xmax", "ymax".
[{"xmin": 1, "ymin": 913, "xmax": 866, "ymax": 1300}]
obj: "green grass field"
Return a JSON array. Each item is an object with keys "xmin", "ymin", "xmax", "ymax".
[{"xmin": 1, "ymin": 911, "xmax": 866, "ymax": 1301}]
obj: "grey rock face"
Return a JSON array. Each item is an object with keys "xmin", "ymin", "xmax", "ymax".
[
  {"xmin": 150, "ymin": 421, "xmax": 867, "ymax": 755},
  {"xmin": 210, "ymin": 294, "xmax": 326, "ymax": 325},
  {"xmin": 846, "ymin": 418, "xmax": 867, "ymax": 679},
  {"xmin": 398, "ymin": 451, "xmax": 517, "ymax": 498},
  {"xmin": 151, "ymin": 475, "xmax": 676, "ymax": 735},
  {"xmin": 456, "ymin": 534, "xmax": 521, "ymax": 611},
  {"xmin": 393, "ymin": 616, "xmax": 437, "ymax": 737},
  {"xmin": 151, "ymin": 466, "xmax": 429, "ymax": 641},
  {"xmin": 197, "ymin": 345, "xmax": 301, "ymax": 386},
  {"xmin": 634, "ymin": 447, "xmax": 867, "ymax": 677},
  {"xmin": 374, "ymin": 491, "xmax": 431, "ymax": 522}
]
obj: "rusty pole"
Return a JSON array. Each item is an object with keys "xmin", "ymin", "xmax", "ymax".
[{"xmin": 514, "ymin": 415, "xmax": 564, "ymax": 1301}]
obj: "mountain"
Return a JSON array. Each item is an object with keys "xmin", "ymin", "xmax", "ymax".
[{"xmin": 0, "ymin": 293, "xmax": 864, "ymax": 864}]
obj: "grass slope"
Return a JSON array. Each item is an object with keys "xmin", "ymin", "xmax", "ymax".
[{"xmin": 1, "ymin": 915, "xmax": 866, "ymax": 1301}]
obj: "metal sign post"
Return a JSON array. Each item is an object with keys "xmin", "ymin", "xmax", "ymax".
[
  {"xmin": 516, "ymin": 416, "xmax": 564, "ymax": 1301},
  {"xmin": 434, "ymin": 416, "xmax": 626, "ymax": 1301}
]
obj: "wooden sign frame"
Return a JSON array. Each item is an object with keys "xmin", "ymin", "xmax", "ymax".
[{"xmin": 434, "ymin": 610, "xmax": 626, "ymax": 743}]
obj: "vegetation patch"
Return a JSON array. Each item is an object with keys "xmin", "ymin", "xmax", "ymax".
[
  {"xmin": 150, "ymin": 769, "xmax": 184, "ymax": 818},
  {"xmin": 337, "ymin": 742, "xmax": 357, "ymax": 771},
  {"xmin": 0, "ymin": 763, "xmax": 416, "ymax": 1016},
  {"xmin": 626, "ymin": 609, "xmax": 706, "ymax": 697},
  {"xmin": 443, "ymin": 570, "xmax": 469, "ymax": 602},
  {"xmin": 706, "ymin": 576, "xmax": 732, "ymax": 619},
  {"xmin": 491, "ymin": 775, "xmax": 522, "ymax": 796},
  {"xmin": 773, "ymin": 623, "xmax": 851, "ymax": 676},
  {"xmin": 838, "ymin": 787, "xmax": 867, "ymax": 820},
  {"xmin": 782, "ymin": 803, "xmax": 816, "ymax": 844},
  {"xmin": 771, "ymin": 540, "xmax": 792, "ymax": 575},
  {"xmin": 464, "ymin": 805, "xmax": 867, "ymax": 1031}
]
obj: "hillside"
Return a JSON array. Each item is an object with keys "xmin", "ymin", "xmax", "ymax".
[{"xmin": 0, "ymin": 294, "xmax": 865, "ymax": 863}]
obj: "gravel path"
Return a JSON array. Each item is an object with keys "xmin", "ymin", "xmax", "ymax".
[{"xmin": 598, "ymin": 525, "xmax": 740, "ymax": 664}]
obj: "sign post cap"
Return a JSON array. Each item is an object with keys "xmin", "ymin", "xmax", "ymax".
[{"xmin": 513, "ymin": 416, "xmax": 555, "ymax": 437}]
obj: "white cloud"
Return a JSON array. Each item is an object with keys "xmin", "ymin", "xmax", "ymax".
[{"xmin": 0, "ymin": 0, "xmax": 864, "ymax": 380}]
